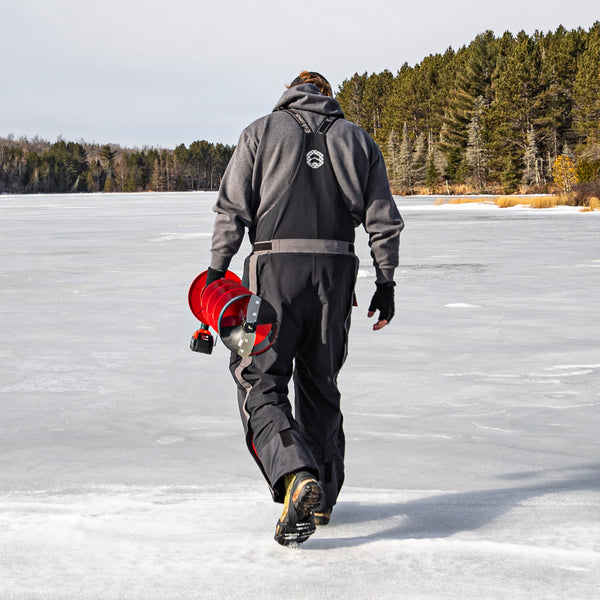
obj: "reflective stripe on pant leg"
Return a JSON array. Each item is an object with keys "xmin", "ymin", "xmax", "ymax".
[
  {"xmin": 247, "ymin": 253, "xmax": 260, "ymax": 294},
  {"xmin": 232, "ymin": 353, "xmax": 276, "ymax": 495}
]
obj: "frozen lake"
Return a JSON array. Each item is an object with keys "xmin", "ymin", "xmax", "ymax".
[{"xmin": 1, "ymin": 192, "xmax": 599, "ymax": 599}]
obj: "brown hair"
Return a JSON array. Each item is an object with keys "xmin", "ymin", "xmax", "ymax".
[{"xmin": 288, "ymin": 71, "xmax": 333, "ymax": 97}]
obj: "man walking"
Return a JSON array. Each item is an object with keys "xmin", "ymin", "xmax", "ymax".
[{"xmin": 205, "ymin": 71, "xmax": 403, "ymax": 545}]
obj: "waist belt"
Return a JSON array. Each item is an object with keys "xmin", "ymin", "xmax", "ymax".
[
  {"xmin": 252, "ymin": 239, "xmax": 354, "ymax": 255},
  {"xmin": 248, "ymin": 238, "xmax": 355, "ymax": 292}
]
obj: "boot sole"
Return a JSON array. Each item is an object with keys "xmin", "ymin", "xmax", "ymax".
[
  {"xmin": 293, "ymin": 479, "xmax": 323, "ymax": 520},
  {"xmin": 275, "ymin": 477, "xmax": 323, "ymax": 546}
]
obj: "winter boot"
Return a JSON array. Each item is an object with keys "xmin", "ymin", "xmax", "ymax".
[{"xmin": 274, "ymin": 471, "xmax": 323, "ymax": 546}]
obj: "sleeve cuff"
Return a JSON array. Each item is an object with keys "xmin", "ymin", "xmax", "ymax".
[
  {"xmin": 375, "ymin": 267, "xmax": 395, "ymax": 284},
  {"xmin": 210, "ymin": 254, "xmax": 232, "ymax": 272}
]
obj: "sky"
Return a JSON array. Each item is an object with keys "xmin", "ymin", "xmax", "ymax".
[{"xmin": 1, "ymin": 0, "xmax": 599, "ymax": 148}]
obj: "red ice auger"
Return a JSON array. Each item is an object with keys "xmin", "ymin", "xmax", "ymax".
[{"xmin": 188, "ymin": 270, "xmax": 278, "ymax": 357}]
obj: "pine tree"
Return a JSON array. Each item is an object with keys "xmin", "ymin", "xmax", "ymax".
[
  {"xmin": 573, "ymin": 22, "xmax": 600, "ymax": 159},
  {"xmin": 522, "ymin": 125, "xmax": 541, "ymax": 186},
  {"xmin": 412, "ymin": 131, "xmax": 427, "ymax": 187},
  {"xmin": 335, "ymin": 73, "xmax": 368, "ymax": 128},
  {"xmin": 100, "ymin": 145, "xmax": 116, "ymax": 192},
  {"xmin": 465, "ymin": 96, "xmax": 489, "ymax": 189},
  {"xmin": 432, "ymin": 132, "xmax": 447, "ymax": 182},
  {"xmin": 398, "ymin": 122, "xmax": 414, "ymax": 192},
  {"xmin": 385, "ymin": 128, "xmax": 400, "ymax": 191},
  {"xmin": 362, "ymin": 71, "xmax": 394, "ymax": 144},
  {"xmin": 425, "ymin": 131, "xmax": 445, "ymax": 192},
  {"xmin": 485, "ymin": 31, "xmax": 540, "ymax": 190},
  {"xmin": 439, "ymin": 31, "xmax": 499, "ymax": 183},
  {"xmin": 425, "ymin": 155, "xmax": 439, "ymax": 193},
  {"xmin": 533, "ymin": 26, "xmax": 584, "ymax": 175}
]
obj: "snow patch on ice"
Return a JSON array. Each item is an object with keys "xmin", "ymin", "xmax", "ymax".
[
  {"xmin": 155, "ymin": 435, "xmax": 186, "ymax": 445},
  {"xmin": 444, "ymin": 372, "xmax": 520, "ymax": 379},
  {"xmin": 444, "ymin": 302, "xmax": 482, "ymax": 308},
  {"xmin": 358, "ymin": 430, "xmax": 454, "ymax": 440},
  {"xmin": 356, "ymin": 269, "xmax": 372, "ymax": 279},
  {"xmin": 147, "ymin": 232, "xmax": 212, "ymax": 242},
  {"xmin": 472, "ymin": 421, "xmax": 514, "ymax": 433},
  {"xmin": 548, "ymin": 364, "xmax": 600, "ymax": 371}
]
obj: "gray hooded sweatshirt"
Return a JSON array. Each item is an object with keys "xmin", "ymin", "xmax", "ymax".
[{"xmin": 210, "ymin": 83, "xmax": 403, "ymax": 283}]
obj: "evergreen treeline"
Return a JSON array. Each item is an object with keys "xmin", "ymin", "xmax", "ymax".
[
  {"xmin": 4, "ymin": 24, "xmax": 600, "ymax": 197},
  {"xmin": 336, "ymin": 24, "xmax": 600, "ymax": 195},
  {"xmin": 0, "ymin": 137, "xmax": 234, "ymax": 194}
]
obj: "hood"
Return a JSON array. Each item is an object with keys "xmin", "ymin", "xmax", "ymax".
[{"xmin": 272, "ymin": 83, "xmax": 344, "ymax": 118}]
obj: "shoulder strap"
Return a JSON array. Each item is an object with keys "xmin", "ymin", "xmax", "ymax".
[
  {"xmin": 316, "ymin": 115, "xmax": 338, "ymax": 134},
  {"xmin": 282, "ymin": 109, "xmax": 339, "ymax": 135},
  {"xmin": 282, "ymin": 109, "xmax": 312, "ymax": 134}
]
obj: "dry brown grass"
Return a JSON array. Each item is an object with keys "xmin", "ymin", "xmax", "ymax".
[
  {"xmin": 435, "ymin": 196, "xmax": 493, "ymax": 205},
  {"xmin": 556, "ymin": 192, "xmax": 578, "ymax": 206},
  {"xmin": 412, "ymin": 186, "xmax": 432, "ymax": 195},
  {"xmin": 495, "ymin": 196, "xmax": 520, "ymax": 208},
  {"xmin": 528, "ymin": 196, "xmax": 557, "ymax": 209},
  {"xmin": 448, "ymin": 197, "xmax": 491, "ymax": 204},
  {"xmin": 580, "ymin": 197, "xmax": 600, "ymax": 212},
  {"xmin": 554, "ymin": 194, "xmax": 572, "ymax": 206},
  {"xmin": 430, "ymin": 193, "xmax": 599, "ymax": 211},
  {"xmin": 496, "ymin": 195, "xmax": 563, "ymax": 208},
  {"xmin": 450, "ymin": 184, "xmax": 471, "ymax": 195}
]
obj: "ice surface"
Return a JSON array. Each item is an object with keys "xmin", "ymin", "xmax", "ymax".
[{"xmin": 1, "ymin": 193, "xmax": 599, "ymax": 599}]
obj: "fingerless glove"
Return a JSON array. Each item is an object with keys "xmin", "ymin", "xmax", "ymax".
[{"xmin": 368, "ymin": 282, "xmax": 395, "ymax": 323}]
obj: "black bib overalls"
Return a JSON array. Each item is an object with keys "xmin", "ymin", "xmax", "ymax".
[{"xmin": 231, "ymin": 110, "xmax": 358, "ymax": 510}]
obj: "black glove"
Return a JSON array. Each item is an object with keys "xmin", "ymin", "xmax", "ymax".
[
  {"xmin": 368, "ymin": 282, "xmax": 395, "ymax": 326},
  {"xmin": 205, "ymin": 267, "xmax": 226, "ymax": 288}
]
